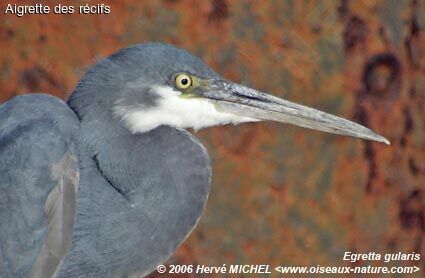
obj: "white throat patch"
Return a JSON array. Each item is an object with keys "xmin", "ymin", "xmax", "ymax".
[{"xmin": 113, "ymin": 86, "xmax": 258, "ymax": 133}]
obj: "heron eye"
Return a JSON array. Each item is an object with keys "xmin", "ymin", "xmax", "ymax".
[{"xmin": 175, "ymin": 74, "xmax": 192, "ymax": 90}]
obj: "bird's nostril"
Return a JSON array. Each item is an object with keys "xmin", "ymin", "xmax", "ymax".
[{"xmin": 232, "ymin": 91, "xmax": 271, "ymax": 103}]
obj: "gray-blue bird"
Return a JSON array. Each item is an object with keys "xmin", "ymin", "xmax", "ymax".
[{"xmin": 0, "ymin": 43, "xmax": 389, "ymax": 277}]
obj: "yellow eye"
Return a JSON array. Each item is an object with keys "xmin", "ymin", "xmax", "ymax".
[{"xmin": 175, "ymin": 74, "xmax": 192, "ymax": 89}]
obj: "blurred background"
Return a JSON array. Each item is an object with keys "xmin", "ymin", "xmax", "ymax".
[{"xmin": 0, "ymin": 0, "xmax": 423, "ymax": 277}]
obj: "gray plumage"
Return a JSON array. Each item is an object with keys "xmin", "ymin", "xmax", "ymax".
[
  {"xmin": 0, "ymin": 43, "xmax": 389, "ymax": 277},
  {"xmin": 0, "ymin": 94, "xmax": 79, "ymax": 277},
  {"xmin": 1, "ymin": 44, "xmax": 213, "ymax": 277}
]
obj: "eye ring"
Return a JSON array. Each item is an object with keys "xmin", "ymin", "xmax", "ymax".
[{"xmin": 175, "ymin": 73, "xmax": 192, "ymax": 90}]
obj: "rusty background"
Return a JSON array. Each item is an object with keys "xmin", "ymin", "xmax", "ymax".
[{"xmin": 0, "ymin": 0, "xmax": 424, "ymax": 277}]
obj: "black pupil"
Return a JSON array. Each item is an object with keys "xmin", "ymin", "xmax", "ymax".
[{"xmin": 181, "ymin": 78, "xmax": 188, "ymax": 85}]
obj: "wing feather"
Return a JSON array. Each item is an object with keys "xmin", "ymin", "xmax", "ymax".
[
  {"xmin": 31, "ymin": 153, "xmax": 79, "ymax": 278},
  {"xmin": 0, "ymin": 94, "xmax": 79, "ymax": 277}
]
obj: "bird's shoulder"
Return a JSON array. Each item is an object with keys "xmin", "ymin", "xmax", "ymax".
[{"xmin": 0, "ymin": 93, "xmax": 80, "ymax": 277}]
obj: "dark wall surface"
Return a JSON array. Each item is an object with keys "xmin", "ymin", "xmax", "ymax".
[{"xmin": 0, "ymin": 0, "xmax": 423, "ymax": 277}]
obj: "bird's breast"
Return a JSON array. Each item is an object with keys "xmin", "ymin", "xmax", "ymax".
[{"xmin": 58, "ymin": 126, "xmax": 211, "ymax": 277}]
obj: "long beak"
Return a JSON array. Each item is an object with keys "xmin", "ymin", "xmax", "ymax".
[{"xmin": 203, "ymin": 80, "xmax": 390, "ymax": 145}]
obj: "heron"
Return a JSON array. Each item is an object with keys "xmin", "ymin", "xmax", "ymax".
[{"xmin": 0, "ymin": 43, "xmax": 389, "ymax": 277}]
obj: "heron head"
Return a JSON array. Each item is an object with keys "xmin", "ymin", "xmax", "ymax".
[{"xmin": 71, "ymin": 43, "xmax": 389, "ymax": 144}]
